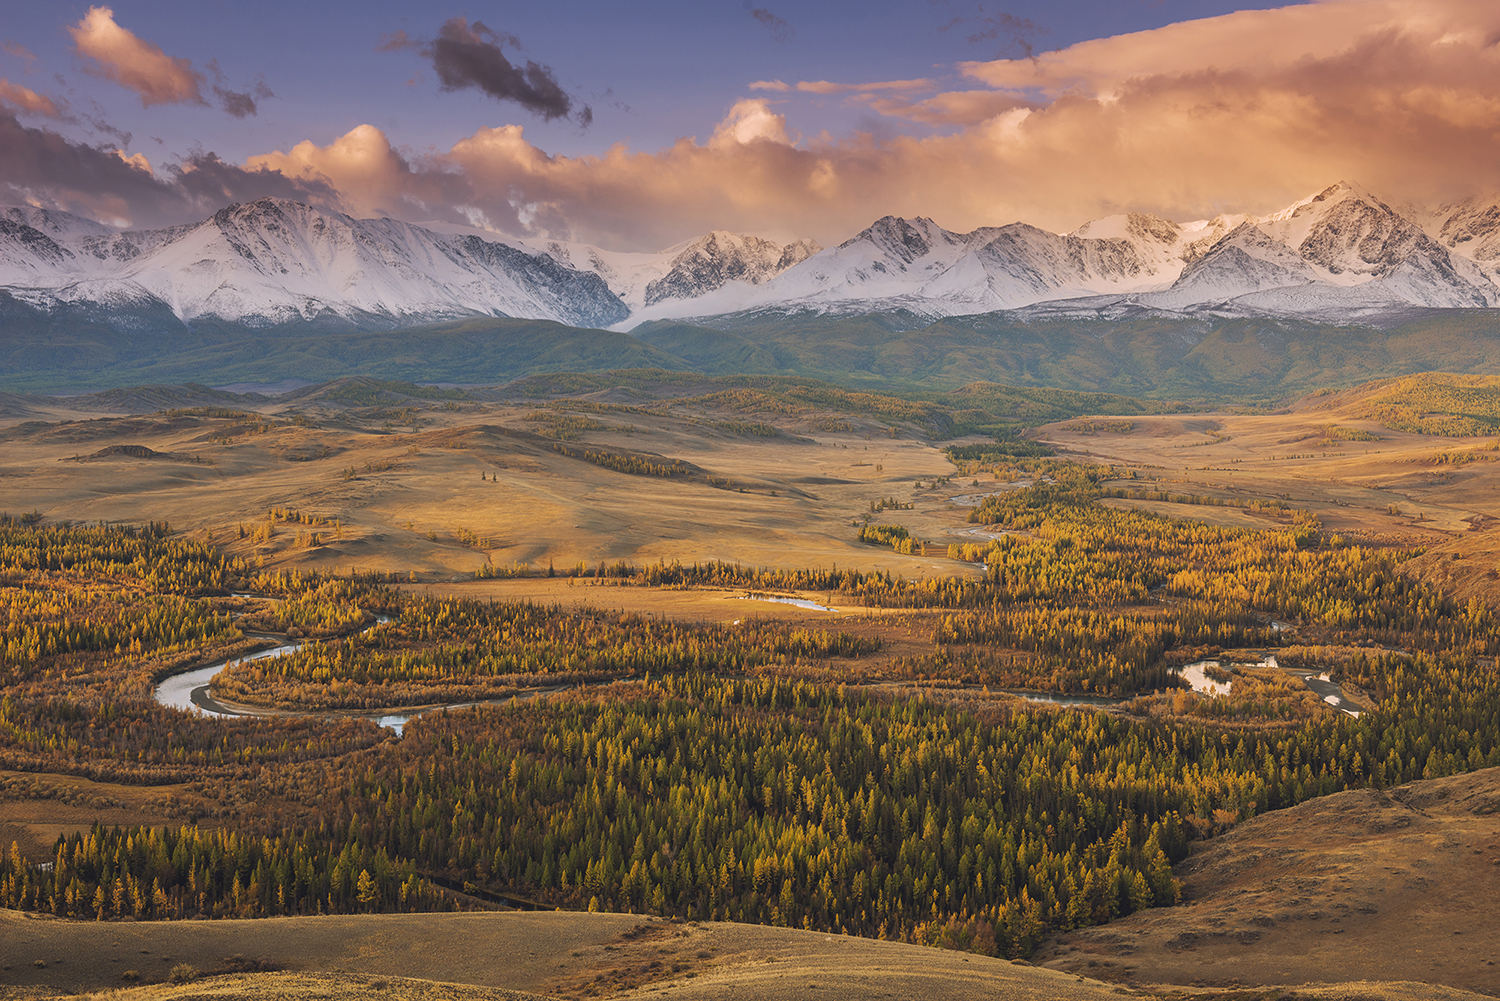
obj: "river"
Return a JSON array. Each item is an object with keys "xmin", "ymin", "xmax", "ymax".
[
  {"xmin": 153, "ymin": 596, "xmax": 1364, "ymax": 732},
  {"xmin": 151, "ymin": 614, "xmax": 450, "ymax": 732}
]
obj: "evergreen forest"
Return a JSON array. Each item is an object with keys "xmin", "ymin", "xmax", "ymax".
[{"xmin": 2, "ymin": 463, "xmax": 1498, "ymax": 959}]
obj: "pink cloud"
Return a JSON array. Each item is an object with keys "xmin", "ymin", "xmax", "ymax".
[
  {"xmin": 0, "ymin": 79, "xmax": 58, "ymax": 117},
  {"xmin": 960, "ymin": 0, "xmax": 1500, "ymax": 98},
  {"xmin": 860, "ymin": 90, "xmax": 1035, "ymax": 127},
  {"xmin": 2, "ymin": 41, "xmax": 38, "ymax": 69},
  {"xmin": 68, "ymin": 6, "xmax": 204, "ymax": 107},
  {"xmin": 31, "ymin": 0, "xmax": 1500, "ymax": 250},
  {"xmin": 240, "ymin": 0, "xmax": 1500, "ymax": 255},
  {"xmin": 795, "ymin": 78, "xmax": 933, "ymax": 95}
]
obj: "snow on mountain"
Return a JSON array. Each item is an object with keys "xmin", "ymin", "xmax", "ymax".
[
  {"xmin": 728, "ymin": 212, "xmax": 1209, "ymax": 319},
  {"xmin": 1245, "ymin": 182, "xmax": 1498, "ymax": 309},
  {"xmin": 1418, "ymin": 194, "xmax": 1500, "ymax": 286},
  {"xmin": 0, "ymin": 218, "xmax": 74, "ymax": 277},
  {"xmin": 1, "ymin": 199, "xmax": 631, "ymax": 329},
  {"xmin": 1145, "ymin": 223, "xmax": 1320, "ymax": 308},
  {"xmin": 507, "ymin": 237, "xmax": 677, "ymax": 312},
  {"xmin": 693, "ymin": 185, "xmax": 1500, "ymax": 323},
  {"xmin": 511, "ymin": 230, "xmax": 821, "ymax": 322},
  {"xmin": 0, "ymin": 205, "xmax": 117, "ymax": 246},
  {"xmin": 644, "ymin": 231, "xmax": 819, "ymax": 305},
  {"xmin": 4, "ymin": 183, "xmax": 1500, "ymax": 333}
]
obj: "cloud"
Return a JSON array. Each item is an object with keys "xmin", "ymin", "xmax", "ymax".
[
  {"xmin": 749, "ymin": 8, "xmax": 794, "ymax": 44},
  {"xmin": 376, "ymin": 30, "xmax": 416, "ymax": 53},
  {"xmin": 207, "ymin": 60, "xmax": 272, "ymax": 118},
  {"xmin": 710, "ymin": 99, "xmax": 791, "ymax": 147},
  {"xmin": 28, "ymin": 0, "xmax": 1500, "ymax": 253},
  {"xmin": 961, "ymin": 0, "xmax": 1488, "ymax": 97},
  {"xmin": 2, "ymin": 41, "xmax": 38, "ymax": 70},
  {"xmin": 384, "ymin": 17, "xmax": 589, "ymax": 124},
  {"xmin": 0, "ymin": 110, "xmax": 334, "ymax": 227},
  {"xmin": 750, "ymin": 79, "xmax": 790, "ymax": 92},
  {"xmin": 68, "ymin": 6, "xmax": 204, "ymax": 107},
  {"xmin": 112, "ymin": 148, "xmax": 151, "ymax": 173},
  {"xmin": 66, "ymin": 7, "xmax": 268, "ymax": 118},
  {"xmin": 0, "ymin": 79, "xmax": 59, "ymax": 117},
  {"xmin": 860, "ymin": 89, "xmax": 1034, "ymax": 127},
  {"xmin": 938, "ymin": 6, "xmax": 1045, "ymax": 60},
  {"xmin": 238, "ymin": 0, "xmax": 1500, "ymax": 252},
  {"xmin": 795, "ymin": 79, "xmax": 934, "ymax": 95},
  {"xmin": 246, "ymin": 123, "xmax": 476, "ymax": 226}
]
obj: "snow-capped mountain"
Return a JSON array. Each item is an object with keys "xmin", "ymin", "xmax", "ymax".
[
  {"xmin": 3, "ymin": 183, "xmax": 1500, "ymax": 335},
  {"xmin": 644, "ymin": 231, "xmax": 819, "ymax": 306},
  {"xmin": 508, "ymin": 230, "xmax": 819, "ymax": 320},
  {"xmin": 703, "ymin": 182, "xmax": 1499, "ymax": 322},
  {"xmin": 0, "ymin": 199, "xmax": 631, "ymax": 329}
]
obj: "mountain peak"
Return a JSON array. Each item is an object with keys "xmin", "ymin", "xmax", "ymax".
[
  {"xmin": 642, "ymin": 230, "xmax": 821, "ymax": 306},
  {"xmin": 3, "ymin": 183, "xmax": 1499, "ymax": 333},
  {"xmin": 1070, "ymin": 212, "xmax": 1182, "ymax": 246}
]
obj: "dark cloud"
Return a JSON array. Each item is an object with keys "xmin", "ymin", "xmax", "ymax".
[
  {"xmin": 749, "ymin": 8, "xmax": 795, "ymax": 44},
  {"xmin": 170, "ymin": 150, "xmax": 333, "ymax": 210},
  {"xmin": 936, "ymin": 3, "xmax": 1044, "ymax": 59},
  {"xmin": 0, "ymin": 110, "xmax": 334, "ymax": 227},
  {"xmin": 215, "ymin": 87, "xmax": 257, "ymax": 117},
  {"xmin": 83, "ymin": 113, "xmax": 132, "ymax": 146},
  {"xmin": 207, "ymin": 61, "xmax": 273, "ymax": 118},
  {"xmin": 384, "ymin": 17, "xmax": 589, "ymax": 124}
]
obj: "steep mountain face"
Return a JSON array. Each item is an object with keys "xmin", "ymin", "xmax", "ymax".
[
  {"xmin": 0, "ymin": 218, "xmax": 73, "ymax": 274},
  {"xmin": 751, "ymin": 213, "xmax": 1197, "ymax": 316},
  {"xmin": 5, "ymin": 184, "xmax": 1500, "ymax": 335},
  {"xmin": 507, "ymin": 230, "xmax": 819, "ymax": 319},
  {"xmin": 1150, "ymin": 223, "xmax": 1321, "ymax": 304},
  {"xmin": 643, "ymin": 231, "xmax": 821, "ymax": 306},
  {"xmin": 728, "ymin": 184, "xmax": 1500, "ymax": 322},
  {"xmin": 1424, "ymin": 195, "xmax": 1500, "ymax": 284},
  {"xmin": 0, "ymin": 199, "xmax": 631, "ymax": 330}
]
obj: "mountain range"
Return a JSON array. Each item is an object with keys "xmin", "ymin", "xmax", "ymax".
[{"xmin": 4, "ymin": 181, "xmax": 1500, "ymax": 336}]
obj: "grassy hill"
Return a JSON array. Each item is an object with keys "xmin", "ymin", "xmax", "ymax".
[
  {"xmin": 0, "ymin": 313, "xmax": 688, "ymax": 393},
  {"xmin": 6, "ymin": 302, "xmax": 1500, "ymax": 401},
  {"xmin": 637, "ymin": 309, "xmax": 1500, "ymax": 402}
]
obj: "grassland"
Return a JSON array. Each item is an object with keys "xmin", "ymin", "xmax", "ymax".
[
  {"xmin": 1035, "ymin": 381, "xmax": 1500, "ymax": 542},
  {"xmin": 0, "ymin": 373, "xmax": 1157, "ymax": 581}
]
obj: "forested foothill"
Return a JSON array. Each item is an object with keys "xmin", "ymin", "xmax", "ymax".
[{"xmin": 3, "ymin": 420, "xmax": 1498, "ymax": 963}]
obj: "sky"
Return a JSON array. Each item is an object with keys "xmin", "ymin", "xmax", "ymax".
[{"xmin": 3, "ymin": 0, "xmax": 1500, "ymax": 251}]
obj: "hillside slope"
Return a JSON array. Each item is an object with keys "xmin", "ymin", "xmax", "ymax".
[
  {"xmin": 6, "ymin": 906, "xmax": 1491, "ymax": 1001},
  {"xmin": 1034, "ymin": 766, "xmax": 1500, "ymax": 997}
]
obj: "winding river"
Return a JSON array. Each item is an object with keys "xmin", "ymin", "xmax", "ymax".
[
  {"xmin": 150, "ymin": 614, "xmax": 451, "ymax": 733},
  {"xmin": 152, "ymin": 624, "xmax": 568, "ymax": 737},
  {"xmin": 152, "ymin": 597, "xmax": 1367, "ymax": 733}
]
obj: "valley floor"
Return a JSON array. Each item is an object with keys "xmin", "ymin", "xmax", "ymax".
[{"xmin": 5, "ymin": 378, "xmax": 1500, "ymax": 1001}]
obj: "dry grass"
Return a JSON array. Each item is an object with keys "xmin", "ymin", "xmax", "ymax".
[
  {"xmin": 1034, "ymin": 766, "xmax": 1500, "ymax": 999},
  {"xmin": 0, "ymin": 401, "xmax": 982, "ymax": 583},
  {"xmin": 0, "ymin": 771, "xmax": 209, "ymax": 860},
  {"xmin": 1038, "ymin": 403, "xmax": 1500, "ymax": 552}
]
